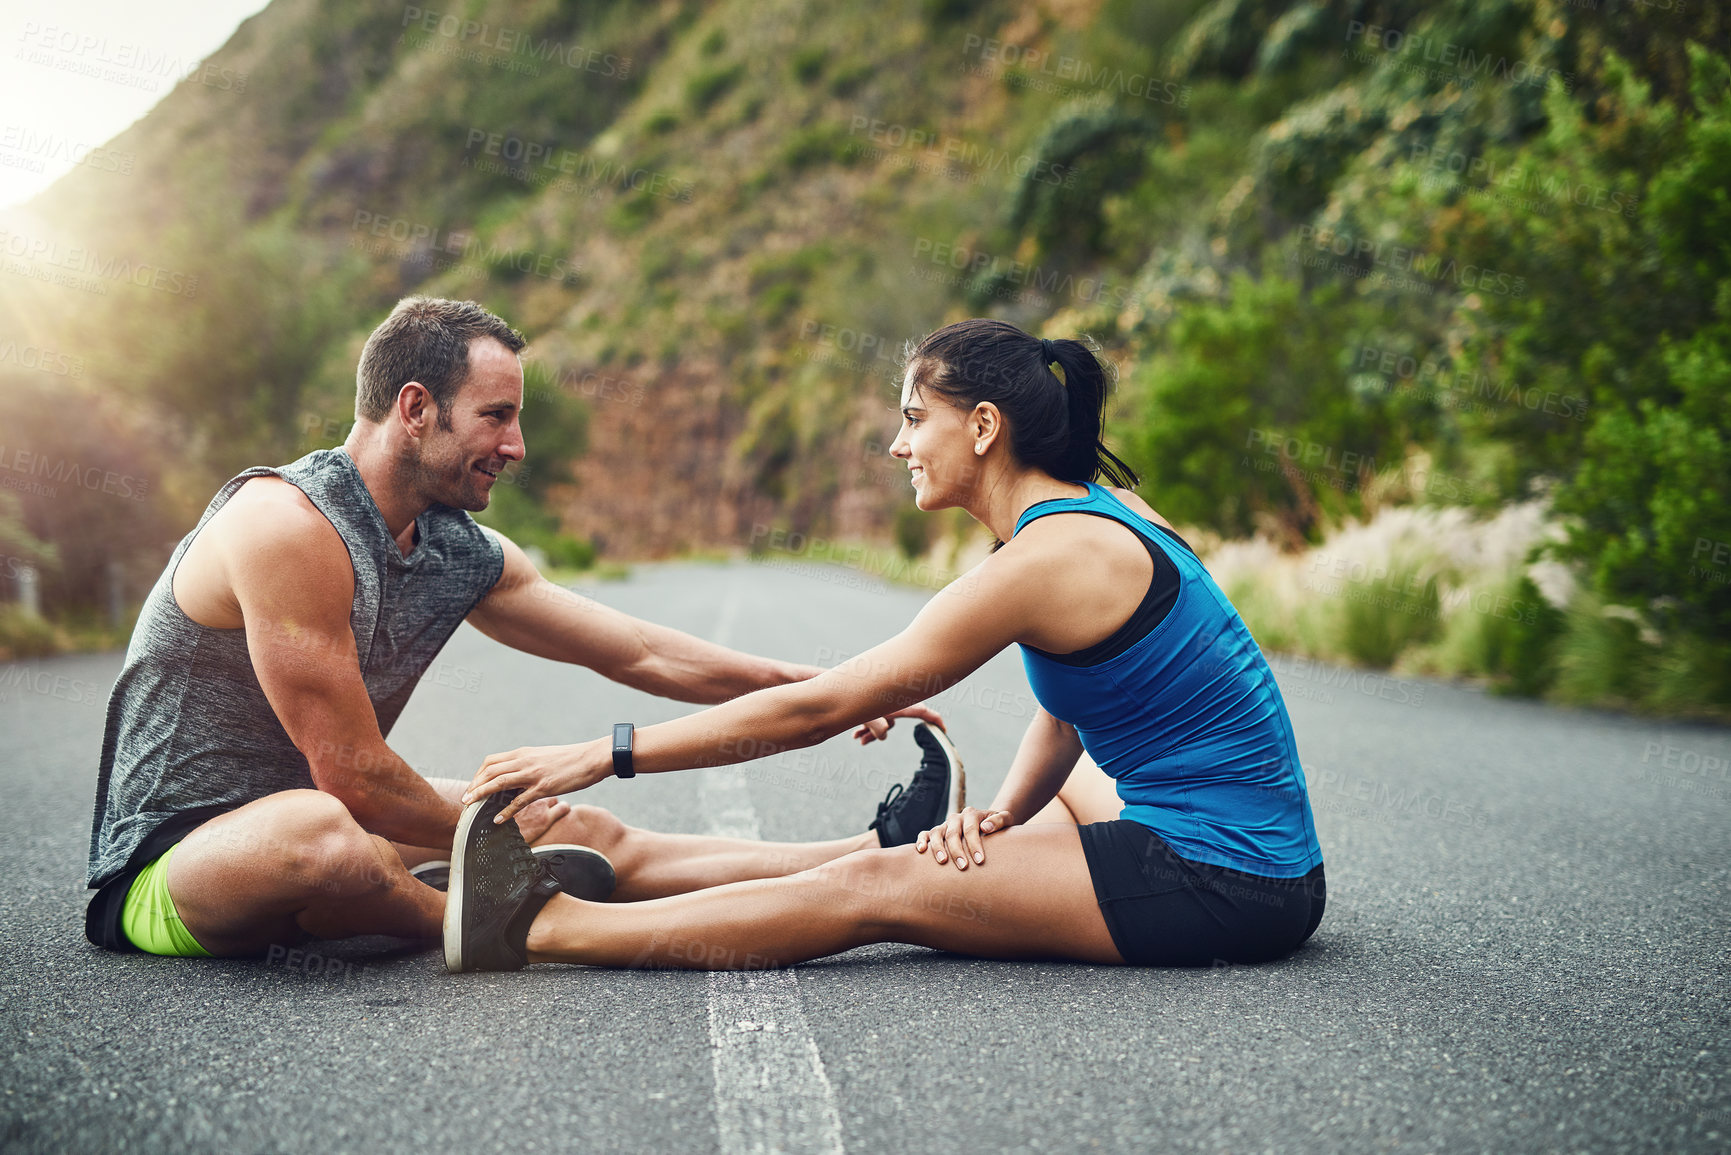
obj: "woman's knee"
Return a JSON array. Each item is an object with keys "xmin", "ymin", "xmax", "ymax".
[
  {"xmin": 559, "ymin": 804, "xmax": 630, "ymax": 855},
  {"xmin": 809, "ymin": 847, "xmax": 936, "ymax": 938}
]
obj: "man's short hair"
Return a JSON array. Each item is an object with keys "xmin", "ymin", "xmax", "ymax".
[{"xmin": 355, "ymin": 297, "xmax": 526, "ymax": 428}]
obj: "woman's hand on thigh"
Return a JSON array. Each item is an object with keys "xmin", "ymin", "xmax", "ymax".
[{"xmin": 915, "ymin": 806, "xmax": 1014, "ymax": 870}]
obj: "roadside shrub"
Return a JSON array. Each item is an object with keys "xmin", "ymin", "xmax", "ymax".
[{"xmin": 687, "ymin": 63, "xmax": 745, "ymax": 113}]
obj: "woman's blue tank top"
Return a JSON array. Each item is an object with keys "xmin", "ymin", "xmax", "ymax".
[{"xmin": 1015, "ymin": 484, "xmax": 1323, "ymax": 878}]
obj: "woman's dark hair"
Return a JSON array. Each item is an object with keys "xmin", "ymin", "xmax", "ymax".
[{"xmin": 905, "ymin": 319, "xmax": 1139, "ymax": 488}]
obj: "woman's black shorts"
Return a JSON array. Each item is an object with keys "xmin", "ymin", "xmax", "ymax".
[{"xmin": 1077, "ymin": 819, "xmax": 1325, "ymax": 967}]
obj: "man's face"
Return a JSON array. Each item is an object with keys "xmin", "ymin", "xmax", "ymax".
[{"xmin": 411, "ymin": 337, "xmax": 526, "ymax": 511}]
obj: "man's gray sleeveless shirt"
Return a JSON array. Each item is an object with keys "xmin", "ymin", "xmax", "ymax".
[{"xmin": 86, "ymin": 448, "xmax": 504, "ymax": 888}]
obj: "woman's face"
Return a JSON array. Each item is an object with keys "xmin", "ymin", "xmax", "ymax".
[{"xmin": 889, "ymin": 367, "xmax": 977, "ymax": 512}]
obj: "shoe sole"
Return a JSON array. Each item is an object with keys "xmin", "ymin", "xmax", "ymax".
[
  {"xmin": 410, "ymin": 859, "xmax": 450, "ymax": 888},
  {"xmin": 444, "ymin": 794, "xmax": 501, "ymax": 974},
  {"xmin": 917, "ymin": 723, "xmax": 967, "ymax": 816}
]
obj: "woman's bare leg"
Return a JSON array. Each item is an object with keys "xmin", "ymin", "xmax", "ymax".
[
  {"xmin": 522, "ymin": 823, "xmax": 1123, "ymax": 969},
  {"xmin": 397, "ymin": 779, "xmax": 877, "ymax": 900}
]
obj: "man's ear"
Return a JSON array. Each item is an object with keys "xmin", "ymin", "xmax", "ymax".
[{"xmin": 396, "ymin": 381, "xmax": 433, "ymax": 437}]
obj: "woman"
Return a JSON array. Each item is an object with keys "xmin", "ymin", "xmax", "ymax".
[{"xmin": 446, "ymin": 319, "xmax": 1326, "ymax": 973}]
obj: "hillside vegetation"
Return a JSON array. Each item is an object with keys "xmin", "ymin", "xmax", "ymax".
[{"xmin": 1, "ymin": 0, "xmax": 1726, "ymax": 714}]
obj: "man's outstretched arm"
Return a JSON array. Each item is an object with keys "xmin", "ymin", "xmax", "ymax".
[
  {"xmin": 465, "ymin": 529, "xmax": 817, "ymax": 705},
  {"xmin": 224, "ymin": 486, "xmax": 459, "ymax": 847}
]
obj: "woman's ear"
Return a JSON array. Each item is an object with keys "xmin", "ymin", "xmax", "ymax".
[{"xmin": 972, "ymin": 402, "xmax": 1002, "ymax": 455}]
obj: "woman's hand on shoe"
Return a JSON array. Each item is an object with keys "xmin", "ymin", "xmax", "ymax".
[
  {"xmin": 851, "ymin": 702, "xmax": 946, "ymax": 744},
  {"xmin": 463, "ymin": 740, "xmax": 609, "ymax": 823},
  {"xmin": 915, "ymin": 806, "xmax": 1015, "ymax": 870}
]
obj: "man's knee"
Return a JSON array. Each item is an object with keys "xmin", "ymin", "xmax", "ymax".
[{"xmin": 203, "ymin": 790, "xmax": 380, "ymax": 893}]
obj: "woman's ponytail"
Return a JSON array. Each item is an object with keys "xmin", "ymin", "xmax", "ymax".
[{"xmin": 1045, "ymin": 337, "xmax": 1140, "ymax": 489}]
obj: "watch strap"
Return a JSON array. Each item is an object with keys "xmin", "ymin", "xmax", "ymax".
[{"xmin": 612, "ymin": 722, "xmax": 636, "ymax": 779}]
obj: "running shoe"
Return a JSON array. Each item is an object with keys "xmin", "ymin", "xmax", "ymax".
[
  {"xmin": 869, "ymin": 722, "xmax": 966, "ymax": 848},
  {"xmin": 444, "ymin": 789, "xmax": 564, "ymax": 973},
  {"xmin": 412, "ymin": 844, "xmax": 616, "ymax": 900}
]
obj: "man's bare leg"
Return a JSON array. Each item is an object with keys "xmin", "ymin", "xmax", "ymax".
[
  {"xmin": 167, "ymin": 789, "xmax": 444, "ymax": 957},
  {"xmin": 394, "ymin": 779, "xmax": 877, "ymax": 902}
]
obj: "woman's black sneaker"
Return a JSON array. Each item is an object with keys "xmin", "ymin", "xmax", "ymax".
[
  {"xmin": 444, "ymin": 790, "xmax": 564, "ymax": 974},
  {"xmin": 869, "ymin": 723, "xmax": 966, "ymax": 848},
  {"xmin": 413, "ymin": 845, "xmax": 616, "ymax": 901}
]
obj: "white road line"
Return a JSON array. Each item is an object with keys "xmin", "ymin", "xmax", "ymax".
[{"xmin": 703, "ymin": 575, "xmax": 846, "ymax": 1155}]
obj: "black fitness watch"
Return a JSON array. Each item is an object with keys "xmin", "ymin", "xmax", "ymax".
[{"xmin": 612, "ymin": 722, "xmax": 636, "ymax": 779}]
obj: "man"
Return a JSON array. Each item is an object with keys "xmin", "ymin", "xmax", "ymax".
[{"xmin": 85, "ymin": 296, "xmax": 951, "ymax": 959}]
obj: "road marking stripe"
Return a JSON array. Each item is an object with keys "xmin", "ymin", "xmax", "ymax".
[{"xmin": 703, "ymin": 579, "xmax": 845, "ymax": 1155}]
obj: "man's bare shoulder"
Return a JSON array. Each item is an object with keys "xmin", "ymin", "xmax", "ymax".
[
  {"xmin": 175, "ymin": 477, "xmax": 350, "ymax": 627},
  {"xmin": 206, "ymin": 479, "xmax": 343, "ymax": 590},
  {"xmin": 216, "ymin": 477, "xmax": 341, "ymax": 548}
]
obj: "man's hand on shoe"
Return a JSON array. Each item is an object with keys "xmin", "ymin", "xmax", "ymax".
[{"xmin": 851, "ymin": 702, "xmax": 946, "ymax": 745}]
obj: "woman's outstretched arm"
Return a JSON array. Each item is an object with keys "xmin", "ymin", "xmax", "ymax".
[{"xmin": 465, "ymin": 549, "xmax": 1045, "ymax": 822}]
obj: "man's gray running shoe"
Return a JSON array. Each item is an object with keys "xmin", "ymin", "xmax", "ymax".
[
  {"xmin": 413, "ymin": 844, "xmax": 616, "ymax": 900},
  {"xmin": 444, "ymin": 790, "xmax": 564, "ymax": 974}
]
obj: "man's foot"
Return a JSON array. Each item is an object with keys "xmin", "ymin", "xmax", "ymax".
[
  {"xmin": 869, "ymin": 722, "xmax": 966, "ymax": 848},
  {"xmin": 412, "ymin": 844, "xmax": 616, "ymax": 901},
  {"xmin": 444, "ymin": 790, "xmax": 564, "ymax": 973}
]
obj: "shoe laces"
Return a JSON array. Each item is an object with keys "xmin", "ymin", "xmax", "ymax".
[{"xmin": 871, "ymin": 782, "xmax": 906, "ymax": 829}]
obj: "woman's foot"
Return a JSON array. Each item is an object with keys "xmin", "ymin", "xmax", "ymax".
[{"xmin": 868, "ymin": 723, "xmax": 966, "ymax": 847}]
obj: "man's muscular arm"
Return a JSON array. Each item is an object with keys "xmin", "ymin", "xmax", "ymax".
[
  {"xmin": 223, "ymin": 484, "xmax": 458, "ymax": 847},
  {"xmin": 465, "ymin": 529, "xmax": 816, "ymax": 704}
]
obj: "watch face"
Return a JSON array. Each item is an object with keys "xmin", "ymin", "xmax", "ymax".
[{"xmin": 614, "ymin": 723, "xmax": 633, "ymax": 749}]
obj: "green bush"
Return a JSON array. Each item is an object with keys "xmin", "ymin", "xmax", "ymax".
[
  {"xmin": 686, "ymin": 63, "xmax": 745, "ymax": 113},
  {"xmin": 1123, "ymin": 273, "xmax": 1401, "ymax": 543},
  {"xmin": 1337, "ymin": 563, "xmax": 1441, "ymax": 668},
  {"xmin": 791, "ymin": 46, "xmax": 828, "ymax": 84},
  {"xmin": 781, "ymin": 124, "xmax": 861, "ymax": 171},
  {"xmin": 828, "ymin": 61, "xmax": 872, "ymax": 97},
  {"xmin": 1549, "ymin": 597, "xmax": 1653, "ymax": 708},
  {"xmin": 1436, "ymin": 574, "xmax": 1566, "ymax": 696},
  {"xmin": 0, "ymin": 605, "xmax": 60, "ymax": 661},
  {"xmin": 893, "ymin": 505, "xmax": 930, "ymax": 560},
  {"xmin": 1006, "ymin": 96, "xmax": 1152, "ymax": 259},
  {"xmin": 474, "ymin": 484, "xmax": 598, "ymax": 573},
  {"xmin": 1549, "ymin": 47, "xmax": 1731, "ymax": 648}
]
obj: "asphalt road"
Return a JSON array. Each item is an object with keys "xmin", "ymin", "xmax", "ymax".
[{"xmin": 1, "ymin": 558, "xmax": 1727, "ymax": 1154}]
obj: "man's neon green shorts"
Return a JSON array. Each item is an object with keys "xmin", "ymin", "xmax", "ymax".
[{"xmin": 121, "ymin": 843, "xmax": 212, "ymax": 957}]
